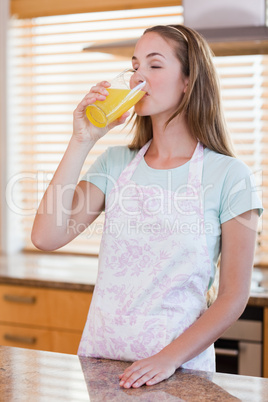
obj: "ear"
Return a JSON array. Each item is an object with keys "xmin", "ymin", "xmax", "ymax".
[{"xmin": 183, "ymin": 78, "xmax": 189, "ymax": 93}]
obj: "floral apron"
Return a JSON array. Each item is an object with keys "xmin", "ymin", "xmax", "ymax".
[{"xmin": 78, "ymin": 140, "xmax": 215, "ymax": 371}]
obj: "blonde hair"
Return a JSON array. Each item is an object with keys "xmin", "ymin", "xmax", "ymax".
[{"xmin": 128, "ymin": 25, "xmax": 235, "ymax": 157}]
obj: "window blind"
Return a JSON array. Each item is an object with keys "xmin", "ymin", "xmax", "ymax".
[
  {"xmin": 214, "ymin": 55, "xmax": 265, "ymax": 264},
  {"xmin": 9, "ymin": 6, "xmax": 183, "ymax": 255},
  {"xmin": 8, "ymin": 6, "xmax": 266, "ymax": 264}
]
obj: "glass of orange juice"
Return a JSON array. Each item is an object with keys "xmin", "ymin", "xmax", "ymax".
[{"xmin": 86, "ymin": 69, "xmax": 146, "ymax": 128}]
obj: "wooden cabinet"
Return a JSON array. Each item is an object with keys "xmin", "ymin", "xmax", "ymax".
[
  {"xmin": 0, "ymin": 284, "xmax": 92, "ymax": 354},
  {"xmin": 264, "ymin": 307, "xmax": 268, "ymax": 378}
]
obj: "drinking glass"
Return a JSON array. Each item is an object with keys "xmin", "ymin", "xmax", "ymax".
[{"xmin": 86, "ymin": 68, "xmax": 146, "ymax": 128}]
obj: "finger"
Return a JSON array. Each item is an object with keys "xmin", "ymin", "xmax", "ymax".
[
  {"xmin": 146, "ymin": 372, "xmax": 167, "ymax": 386},
  {"xmin": 118, "ymin": 366, "xmax": 132, "ymax": 381},
  {"xmin": 84, "ymin": 92, "xmax": 106, "ymax": 103},
  {"xmin": 108, "ymin": 111, "xmax": 130, "ymax": 130},
  {"xmin": 90, "ymin": 85, "xmax": 109, "ymax": 96},
  {"xmin": 119, "ymin": 370, "xmax": 134, "ymax": 383},
  {"xmin": 74, "ymin": 82, "xmax": 110, "ymax": 113},
  {"xmin": 89, "ymin": 81, "xmax": 110, "ymax": 97},
  {"xmin": 118, "ymin": 361, "xmax": 141, "ymax": 381},
  {"xmin": 74, "ymin": 90, "xmax": 107, "ymax": 116},
  {"xmin": 119, "ymin": 367, "xmax": 150, "ymax": 389},
  {"xmin": 131, "ymin": 369, "xmax": 158, "ymax": 388},
  {"xmin": 118, "ymin": 111, "xmax": 131, "ymax": 122},
  {"xmin": 84, "ymin": 83, "xmax": 110, "ymax": 105},
  {"xmin": 73, "ymin": 101, "xmax": 95, "ymax": 120},
  {"xmin": 77, "ymin": 80, "xmax": 110, "ymax": 106},
  {"xmin": 95, "ymin": 80, "xmax": 111, "ymax": 88},
  {"xmin": 119, "ymin": 364, "xmax": 143, "ymax": 386}
]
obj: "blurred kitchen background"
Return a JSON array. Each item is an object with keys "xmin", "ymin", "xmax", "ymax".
[
  {"xmin": 0, "ymin": 0, "xmax": 268, "ymax": 378},
  {"xmin": 0, "ymin": 0, "xmax": 266, "ymax": 257}
]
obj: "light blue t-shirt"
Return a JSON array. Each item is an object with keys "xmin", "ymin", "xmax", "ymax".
[{"xmin": 81, "ymin": 145, "xmax": 263, "ymax": 284}]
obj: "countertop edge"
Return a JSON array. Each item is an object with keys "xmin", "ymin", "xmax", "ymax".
[{"xmin": 0, "ymin": 276, "xmax": 95, "ymax": 292}]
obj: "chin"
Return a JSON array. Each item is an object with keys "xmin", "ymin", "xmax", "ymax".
[{"xmin": 134, "ymin": 105, "xmax": 149, "ymax": 116}]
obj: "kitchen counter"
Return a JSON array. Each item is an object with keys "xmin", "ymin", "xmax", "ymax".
[
  {"xmin": 0, "ymin": 252, "xmax": 268, "ymax": 306},
  {"xmin": 0, "ymin": 252, "xmax": 97, "ymax": 292},
  {"xmin": 1, "ymin": 345, "xmax": 268, "ymax": 401}
]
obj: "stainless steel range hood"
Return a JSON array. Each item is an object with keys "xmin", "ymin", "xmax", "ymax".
[
  {"xmin": 83, "ymin": 0, "xmax": 268, "ymax": 57},
  {"xmin": 183, "ymin": 0, "xmax": 268, "ymax": 55},
  {"xmin": 183, "ymin": 0, "xmax": 266, "ymax": 31},
  {"xmin": 84, "ymin": 39, "xmax": 138, "ymax": 58}
]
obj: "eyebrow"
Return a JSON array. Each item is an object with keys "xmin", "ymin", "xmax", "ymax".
[{"xmin": 132, "ymin": 52, "xmax": 166, "ymax": 61}]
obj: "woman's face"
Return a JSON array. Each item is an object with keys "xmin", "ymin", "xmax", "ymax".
[{"xmin": 131, "ymin": 32, "xmax": 188, "ymax": 120}]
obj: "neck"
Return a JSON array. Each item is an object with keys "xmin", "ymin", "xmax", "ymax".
[{"xmin": 149, "ymin": 114, "xmax": 197, "ymax": 160}]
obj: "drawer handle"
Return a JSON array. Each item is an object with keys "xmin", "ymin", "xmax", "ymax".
[
  {"xmin": 4, "ymin": 333, "xmax": 37, "ymax": 345},
  {"xmin": 215, "ymin": 347, "xmax": 239, "ymax": 357},
  {"xmin": 3, "ymin": 294, "xmax": 36, "ymax": 304}
]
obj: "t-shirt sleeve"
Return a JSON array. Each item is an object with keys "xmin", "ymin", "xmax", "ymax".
[
  {"xmin": 219, "ymin": 160, "xmax": 263, "ymax": 224},
  {"xmin": 80, "ymin": 148, "xmax": 110, "ymax": 195}
]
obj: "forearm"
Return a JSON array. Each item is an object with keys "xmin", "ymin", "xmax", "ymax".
[
  {"xmin": 118, "ymin": 290, "xmax": 249, "ymax": 389},
  {"xmin": 162, "ymin": 212, "xmax": 258, "ymax": 369},
  {"xmin": 161, "ymin": 288, "xmax": 249, "ymax": 368},
  {"xmin": 31, "ymin": 136, "xmax": 96, "ymax": 250}
]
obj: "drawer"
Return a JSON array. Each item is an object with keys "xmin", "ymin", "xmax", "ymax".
[
  {"xmin": 0, "ymin": 284, "xmax": 92, "ymax": 330},
  {"xmin": 0, "ymin": 323, "xmax": 82, "ymax": 354}
]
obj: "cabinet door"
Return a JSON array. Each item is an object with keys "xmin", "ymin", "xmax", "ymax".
[
  {"xmin": 0, "ymin": 323, "xmax": 82, "ymax": 354},
  {"xmin": 264, "ymin": 307, "xmax": 268, "ymax": 378},
  {"xmin": 0, "ymin": 284, "xmax": 92, "ymax": 330}
]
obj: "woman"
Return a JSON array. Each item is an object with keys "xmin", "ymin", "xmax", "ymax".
[{"xmin": 31, "ymin": 25, "xmax": 263, "ymax": 388}]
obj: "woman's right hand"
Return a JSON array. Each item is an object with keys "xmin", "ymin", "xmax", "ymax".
[{"xmin": 73, "ymin": 81, "xmax": 130, "ymax": 144}]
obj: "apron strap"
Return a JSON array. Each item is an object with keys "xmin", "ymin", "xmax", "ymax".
[
  {"xmin": 186, "ymin": 141, "xmax": 204, "ymax": 195},
  {"xmin": 116, "ymin": 139, "xmax": 152, "ymax": 185}
]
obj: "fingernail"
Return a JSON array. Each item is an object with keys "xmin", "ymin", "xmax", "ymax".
[{"xmin": 124, "ymin": 382, "xmax": 130, "ymax": 388}]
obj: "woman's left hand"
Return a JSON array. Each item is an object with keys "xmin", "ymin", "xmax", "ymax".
[{"xmin": 118, "ymin": 351, "xmax": 177, "ymax": 388}]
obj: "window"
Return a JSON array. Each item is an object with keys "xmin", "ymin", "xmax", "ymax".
[
  {"xmin": 214, "ymin": 55, "xmax": 264, "ymax": 264},
  {"xmin": 7, "ymin": 6, "xmax": 183, "ymax": 255},
  {"xmin": 7, "ymin": 6, "xmax": 266, "ymax": 264}
]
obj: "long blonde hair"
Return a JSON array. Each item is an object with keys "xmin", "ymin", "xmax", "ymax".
[{"xmin": 128, "ymin": 25, "xmax": 235, "ymax": 157}]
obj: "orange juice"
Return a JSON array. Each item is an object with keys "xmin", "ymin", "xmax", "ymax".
[{"xmin": 86, "ymin": 88, "xmax": 146, "ymax": 128}]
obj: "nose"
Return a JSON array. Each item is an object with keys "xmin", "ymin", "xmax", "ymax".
[
  {"xmin": 131, "ymin": 70, "xmax": 146, "ymax": 90},
  {"xmin": 135, "ymin": 70, "xmax": 146, "ymax": 82}
]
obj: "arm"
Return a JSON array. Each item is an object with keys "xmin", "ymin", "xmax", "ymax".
[
  {"xmin": 119, "ymin": 209, "xmax": 259, "ymax": 388},
  {"xmin": 31, "ymin": 82, "xmax": 129, "ymax": 251}
]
